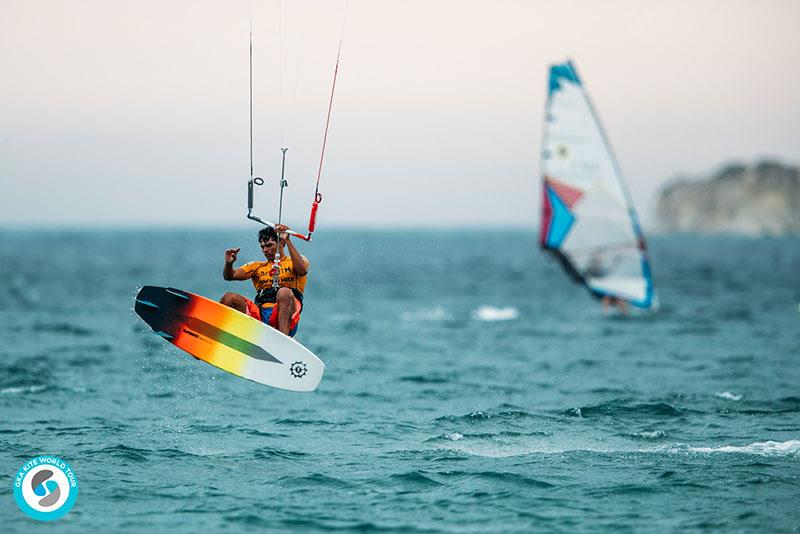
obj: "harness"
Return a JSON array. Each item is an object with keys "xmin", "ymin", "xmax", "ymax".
[{"xmin": 255, "ymin": 287, "xmax": 304, "ymax": 307}]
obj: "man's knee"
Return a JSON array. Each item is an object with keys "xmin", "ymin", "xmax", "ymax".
[
  {"xmin": 220, "ymin": 292, "xmax": 243, "ymax": 307},
  {"xmin": 276, "ymin": 288, "xmax": 293, "ymax": 300}
]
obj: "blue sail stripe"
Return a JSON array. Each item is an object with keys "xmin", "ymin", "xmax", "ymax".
[
  {"xmin": 548, "ymin": 61, "xmax": 581, "ymax": 96},
  {"xmin": 545, "ymin": 186, "xmax": 575, "ymax": 248}
]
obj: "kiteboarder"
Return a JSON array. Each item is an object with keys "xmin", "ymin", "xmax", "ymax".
[{"xmin": 220, "ymin": 224, "xmax": 309, "ymax": 337}]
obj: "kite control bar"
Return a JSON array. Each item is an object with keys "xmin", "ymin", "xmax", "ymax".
[{"xmin": 247, "ymin": 177, "xmax": 319, "ymax": 242}]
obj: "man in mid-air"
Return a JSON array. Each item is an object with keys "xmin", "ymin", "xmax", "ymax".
[{"xmin": 219, "ymin": 224, "xmax": 309, "ymax": 337}]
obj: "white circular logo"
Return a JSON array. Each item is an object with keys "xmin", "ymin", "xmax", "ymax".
[{"xmin": 13, "ymin": 456, "xmax": 78, "ymax": 521}]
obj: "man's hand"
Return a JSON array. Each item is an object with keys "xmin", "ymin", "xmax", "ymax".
[
  {"xmin": 275, "ymin": 224, "xmax": 290, "ymax": 243},
  {"xmin": 224, "ymin": 247, "xmax": 240, "ymax": 264},
  {"xmin": 223, "ymin": 248, "xmax": 248, "ymax": 281},
  {"xmin": 277, "ymin": 224, "xmax": 308, "ymax": 277}
]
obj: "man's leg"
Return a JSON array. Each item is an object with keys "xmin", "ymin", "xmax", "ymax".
[
  {"xmin": 275, "ymin": 288, "xmax": 296, "ymax": 335},
  {"xmin": 220, "ymin": 292, "xmax": 249, "ymax": 314},
  {"xmin": 602, "ymin": 296, "xmax": 611, "ymax": 314}
]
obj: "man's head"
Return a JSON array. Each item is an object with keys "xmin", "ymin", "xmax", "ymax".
[
  {"xmin": 258, "ymin": 226, "xmax": 278, "ymax": 243},
  {"xmin": 258, "ymin": 226, "xmax": 279, "ymax": 258}
]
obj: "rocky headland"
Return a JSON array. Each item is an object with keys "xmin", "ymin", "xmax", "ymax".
[{"xmin": 654, "ymin": 160, "xmax": 800, "ymax": 235}]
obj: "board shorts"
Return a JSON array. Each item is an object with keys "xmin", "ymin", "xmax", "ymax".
[{"xmin": 244, "ymin": 296, "xmax": 302, "ymax": 337}]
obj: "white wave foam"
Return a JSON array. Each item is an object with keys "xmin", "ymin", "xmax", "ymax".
[
  {"xmin": 434, "ymin": 442, "xmax": 615, "ymax": 458},
  {"xmin": 430, "ymin": 433, "xmax": 617, "ymax": 457},
  {"xmin": 685, "ymin": 440, "xmax": 800, "ymax": 456},
  {"xmin": 632, "ymin": 430, "xmax": 667, "ymax": 440},
  {"xmin": 400, "ymin": 306, "xmax": 450, "ymax": 322},
  {"xmin": 471, "ymin": 306, "xmax": 519, "ymax": 322},
  {"xmin": 0, "ymin": 385, "xmax": 47, "ymax": 395},
  {"xmin": 428, "ymin": 437, "xmax": 800, "ymax": 459},
  {"xmin": 715, "ymin": 391, "xmax": 743, "ymax": 401}
]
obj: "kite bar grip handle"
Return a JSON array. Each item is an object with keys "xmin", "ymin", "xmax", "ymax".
[
  {"xmin": 289, "ymin": 231, "xmax": 312, "ymax": 242},
  {"xmin": 277, "ymin": 222, "xmax": 311, "ymax": 242},
  {"xmin": 308, "ymin": 201, "xmax": 320, "ymax": 233}
]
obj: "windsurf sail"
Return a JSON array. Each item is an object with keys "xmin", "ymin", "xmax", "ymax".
[{"xmin": 539, "ymin": 60, "xmax": 657, "ymax": 309}]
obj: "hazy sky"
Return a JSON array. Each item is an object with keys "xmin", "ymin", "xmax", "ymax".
[{"xmin": 2, "ymin": 0, "xmax": 798, "ymax": 229}]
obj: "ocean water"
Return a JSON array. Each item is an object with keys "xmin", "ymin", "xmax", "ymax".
[{"xmin": 1, "ymin": 229, "xmax": 799, "ymax": 532}]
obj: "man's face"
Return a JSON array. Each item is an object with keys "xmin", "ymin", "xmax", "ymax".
[{"xmin": 259, "ymin": 239, "xmax": 277, "ymax": 258}]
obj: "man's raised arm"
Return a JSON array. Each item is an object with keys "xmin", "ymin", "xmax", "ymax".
[{"xmin": 223, "ymin": 247, "xmax": 250, "ymax": 280}]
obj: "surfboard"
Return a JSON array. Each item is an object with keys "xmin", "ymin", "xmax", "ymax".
[{"xmin": 134, "ymin": 286, "xmax": 324, "ymax": 392}]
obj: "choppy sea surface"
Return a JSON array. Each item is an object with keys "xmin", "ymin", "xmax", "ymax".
[{"xmin": 1, "ymin": 229, "xmax": 799, "ymax": 532}]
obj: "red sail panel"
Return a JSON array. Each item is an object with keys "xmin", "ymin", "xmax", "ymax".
[
  {"xmin": 545, "ymin": 177, "xmax": 584, "ymax": 209},
  {"xmin": 539, "ymin": 182, "xmax": 553, "ymax": 246}
]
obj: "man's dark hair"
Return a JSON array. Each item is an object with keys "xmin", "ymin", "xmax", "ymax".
[{"xmin": 258, "ymin": 226, "xmax": 278, "ymax": 243}]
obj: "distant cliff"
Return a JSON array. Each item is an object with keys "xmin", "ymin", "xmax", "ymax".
[{"xmin": 654, "ymin": 160, "xmax": 800, "ymax": 235}]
